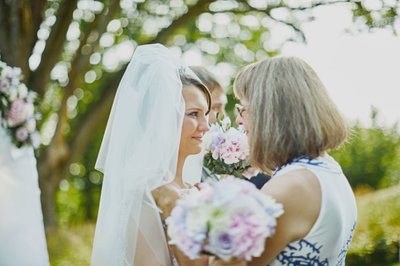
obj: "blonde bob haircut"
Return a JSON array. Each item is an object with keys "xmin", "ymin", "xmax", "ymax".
[{"xmin": 234, "ymin": 56, "xmax": 348, "ymax": 172}]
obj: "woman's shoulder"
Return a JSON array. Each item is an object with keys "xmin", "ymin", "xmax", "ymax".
[
  {"xmin": 262, "ymin": 168, "xmax": 319, "ymax": 199},
  {"xmin": 261, "ymin": 168, "xmax": 322, "ymax": 240}
]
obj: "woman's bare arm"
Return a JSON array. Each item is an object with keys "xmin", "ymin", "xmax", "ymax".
[{"xmin": 248, "ymin": 168, "xmax": 322, "ymax": 266}]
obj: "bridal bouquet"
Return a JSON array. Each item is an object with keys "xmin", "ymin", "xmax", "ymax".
[
  {"xmin": 203, "ymin": 117, "xmax": 250, "ymax": 178},
  {"xmin": 166, "ymin": 177, "xmax": 284, "ymax": 261},
  {"xmin": 0, "ymin": 61, "xmax": 40, "ymax": 148}
]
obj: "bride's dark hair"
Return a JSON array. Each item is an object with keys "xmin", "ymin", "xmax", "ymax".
[{"xmin": 179, "ymin": 68, "xmax": 212, "ymax": 115}]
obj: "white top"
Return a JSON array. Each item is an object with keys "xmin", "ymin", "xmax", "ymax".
[
  {"xmin": 182, "ymin": 153, "xmax": 203, "ymax": 185},
  {"xmin": 270, "ymin": 154, "xmax": 357, "ymax": 266},
  {"xmin": 0, "ymin": 125, "xmax": 49, "ymax": 266}
]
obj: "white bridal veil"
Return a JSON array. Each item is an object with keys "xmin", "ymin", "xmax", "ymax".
[{"xmin": 91, "ymin": 44, "xmax": 185, "ymax": 266}]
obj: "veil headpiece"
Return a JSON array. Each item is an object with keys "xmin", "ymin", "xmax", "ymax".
[{"xmin": 91, "ymin": 44, "xmax": 185, "ymax": 266}]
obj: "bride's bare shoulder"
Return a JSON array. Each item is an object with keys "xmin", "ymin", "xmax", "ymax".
[{"xmin": 151, "ymin": 183, "xmax": 182, "ymax": 220}]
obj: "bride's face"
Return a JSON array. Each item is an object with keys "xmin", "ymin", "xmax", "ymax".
[{"xmin": 179, "ymin": 85, "xmax": 210, "ymax": 157}]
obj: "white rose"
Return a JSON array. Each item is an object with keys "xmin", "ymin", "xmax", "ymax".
[
  {"xmin": 25, "ymin": 103, "xmax": 35, "ymax": 117},
  {"xmin": 18, "ymin": 84, "xmax": 28, "ymax": 98},
  {"xmin": 221, "ymin": 117, "xmax": 231, "ymax": 131},
  {"xmin": 8, "ymin": 87, "xmax": 18, "ymax": 101},
  {"xmin": 30, "ymin": 132, "xmax": 41, "ymax": 148},
  {"xmin": 185, "ymin": 208, "xmax": 209, "ymax": 233},
  {"xmin": 26, "ymin": 118, "xmax": 36, "ymax": 132}
]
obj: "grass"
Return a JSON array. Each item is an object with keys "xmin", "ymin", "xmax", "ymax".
[
  {"xmin": 47, "ymin": 223, "xmax": 94, "ymax": 266},
  {"xmin": 347, "ymin": 184, "xmax": 400, "ymax": 265}
]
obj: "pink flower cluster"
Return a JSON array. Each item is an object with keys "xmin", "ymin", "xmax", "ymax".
[
  {"xmin": 203, "ymin": 117, "xmax": 250, "ymax": 178},
  {"xmin": 210, "ymin": 126, "xmax": 249, "ymax": 164},
  {"xmin": 8, "ymin": 98, "xmax": 33, "ymax": 127},
  {"xmin": 0, "ymin": 61, "xmax": 40, "ymax": 148},
  {"xmin": 166, "ymin": 177, "xmax": 284, "ymax": 261}
]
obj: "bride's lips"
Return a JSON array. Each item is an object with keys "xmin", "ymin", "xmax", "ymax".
[{"xmin": 192, "ymin": 136, "xmax": 203, "ymax": 142}]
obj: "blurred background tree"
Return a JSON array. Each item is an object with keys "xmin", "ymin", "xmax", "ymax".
[
  {"xmin": 0, "ymin": 0, "xmax": 399, "ymax": 232},
  {"xmin": 331, "ymin": 108, "xmax": 400, "ymax": 190}
]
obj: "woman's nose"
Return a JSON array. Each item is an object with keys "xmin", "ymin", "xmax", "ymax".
[{"xmin": 199, "ymin": 116, "xmax": 210, "ymax": 132}]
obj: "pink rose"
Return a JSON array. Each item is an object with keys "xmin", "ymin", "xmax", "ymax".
[
  {"xmin": 7, "ymin": 99, "xmax": 29, "ymax": 126},
  {"xmin": 16, "ymin": 127, "xmax": 29, "ymax": 141},
  {"xmin": 0, "ymin": 79, "xmax": 11, "ymax": 93}
]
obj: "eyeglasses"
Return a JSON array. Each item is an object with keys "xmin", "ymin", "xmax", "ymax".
[{"xmin": 235, "ymin": 103, "xmax": 247, "ymax": 117}]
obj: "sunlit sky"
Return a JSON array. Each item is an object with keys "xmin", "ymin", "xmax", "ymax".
[
  {"xmin": 281, "ymin": 4, "xmax": 400, "ymax": 128},
  {"xmin": 183, "ymin": 4, "xmax": 400, "ymax": 128}
]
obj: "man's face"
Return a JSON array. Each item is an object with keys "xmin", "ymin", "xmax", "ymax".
[{"xmin": 208, "ymin": 89, "xmax": 227, "ymax": 124}]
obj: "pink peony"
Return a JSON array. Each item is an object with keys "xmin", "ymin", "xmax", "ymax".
[
  {"xmin": 16, "ymin": 127, "xmax": 29, "ymax": 141},
  {"xmin": 1, "ymin": 61, "xmax": 40, "ymax": 149},
  {"xmin": 167, "ymin": 177, "xmax": 284, "ymax": 261},
  {"xmin": 7, "ymin": 99, "xmax": 29, "ymax": 126},
  {"xmin": 0, "ymin": 79, "xmax": 11, "ymax": 93}
]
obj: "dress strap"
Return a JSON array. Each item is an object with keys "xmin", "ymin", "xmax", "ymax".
[{"xmin": 273, "ymin": 155, "xmax": 324, "ymax": 177}]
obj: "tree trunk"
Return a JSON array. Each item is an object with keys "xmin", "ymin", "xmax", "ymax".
[{"xmin": 39, "ymin": 172, "xmax": 59, "ymax": 229}]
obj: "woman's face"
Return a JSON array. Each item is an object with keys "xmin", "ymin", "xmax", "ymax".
[{"xmin": 179, "ymin": 85, "xmax": 210, "ymax": 158}]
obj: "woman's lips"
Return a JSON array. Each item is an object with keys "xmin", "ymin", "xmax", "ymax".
[{"xmin": 192, "ymin": 136, "xmax": 203, "ymax": 142}]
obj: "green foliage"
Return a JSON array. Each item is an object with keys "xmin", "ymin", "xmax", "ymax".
[
  {"xmin": 347, "ymin": 185, "xmax": 400, "ymax": 265},
  {"xmin": 57, "ymin": 129, "xmax": 104, "ymax": 225},
  {"xmin": 352, "ymin": 1, "xmax": 399, "ymax": 31},
  {"xmin": 203, "ymin": 152, "xmax": 250, "ymax": 179},
  {"xmin": 331, "ymin": 110, "xmax": 400, "ymax": 189},
  {"xmin": 57, "ymin": 181, "xmax": 86, "ymax": 226}
]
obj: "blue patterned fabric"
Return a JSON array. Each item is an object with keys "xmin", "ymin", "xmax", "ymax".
[
  {"xmin": 336, "ymin": 221, "xmax": 357, "ymax": 266},
  {"xmin": 273, "ymin": 155, "xmax": 325, "ymax": 176},
  {"xmin": 269, "ymin": 154, "xmax": 357, "ymax": 266},
  {"xmin": 277, "ymin": 240, "xmax": 328, "ymax": 266}
]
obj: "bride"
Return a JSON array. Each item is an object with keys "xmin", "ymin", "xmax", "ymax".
[{"xmin": 91, "ymin": 44, "xmax": 211, "ymax": 266}]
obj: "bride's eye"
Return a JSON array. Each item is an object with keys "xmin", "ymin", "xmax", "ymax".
[{"xmin": 187, "ymin": 111, "xmax": 198, "ymax": 117}]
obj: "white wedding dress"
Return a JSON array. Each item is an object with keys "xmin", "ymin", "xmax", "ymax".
[{"xmin": 0, "ymin": 124, "xmax": 49, "ymax": 266}]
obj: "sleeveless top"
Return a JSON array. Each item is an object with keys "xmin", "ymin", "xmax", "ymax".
[{"xmin": 269, "ymin": 154, "xmax": 357, "ymax": 266}]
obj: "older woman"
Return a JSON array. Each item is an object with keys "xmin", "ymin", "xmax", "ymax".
[{"xmin": 233, "ymin": 56, "xmax": 357, "ymax": 265}]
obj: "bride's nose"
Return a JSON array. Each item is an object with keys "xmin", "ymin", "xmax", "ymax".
[{"xmin": 198, "ymin": 115, "xmax": 209, "ymax": 132}]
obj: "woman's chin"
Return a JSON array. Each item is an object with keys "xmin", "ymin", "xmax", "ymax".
[{"xmin": 188, "ymin": 146, "xmax": 202, "ymax": 156}]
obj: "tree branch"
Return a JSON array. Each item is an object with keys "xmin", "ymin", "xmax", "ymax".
[
  {"xmin": 10, "ymin": 0, "xmax": 20, "ymax": 65},
  {"xmin": 45, "ymin": 0, "xmax": 121, "ymax": 179},
  {"xmin": 63, "ymin": 71, "xmax": 123, "ymax": 174},
  {"xmin": 28, "ymin": 0, "xmax": 78, "ymax": 96},
  {"xmin": 268, "ymin": 17, "xmax": 306, "ymax": 42},
  {"xmin": 63, "ymin": 0, "xmax": 121, "ymax": 98},
  {"xmin": 148, "ymin": 0, "xmax": 213, "ymax": 44},
  {"xmin": 286, "ymin": 0, "xmax": 349, "ymax": 11},
  {"xmin": 0, "ymin": 0, "xmax": 11, "ymax": 61},
  {"xmin": 24, "ymin": 0, "xmax": 47, "ymax": 73},
  {"xmin": 55, "ymin": 0, "xmax": 121, "ymax": 145},
  {"xmin": 0, "ymin": 0, "xmax": 21, "ymax": 67}
]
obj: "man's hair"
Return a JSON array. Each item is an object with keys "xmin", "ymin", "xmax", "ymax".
[{"xmin": 189, "ymin": 66, "xmax": 223, "ymax": 94}]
